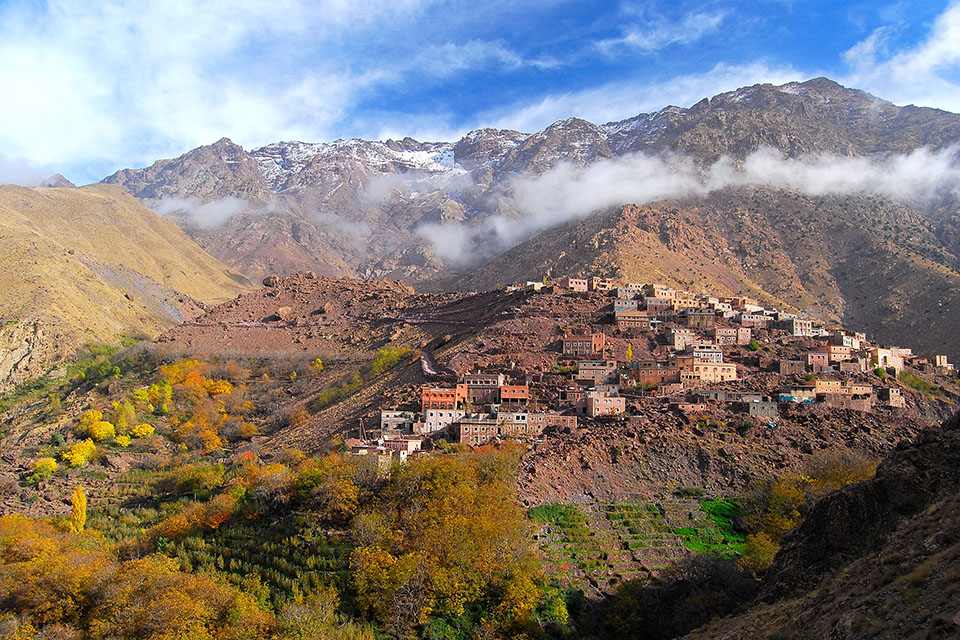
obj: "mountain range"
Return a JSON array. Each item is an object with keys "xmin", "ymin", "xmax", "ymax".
[{"xmin": 99, "ymin": 77, "xmax": 960, "ymax": 361}]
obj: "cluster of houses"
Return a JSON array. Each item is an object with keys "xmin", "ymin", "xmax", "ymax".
[{"xmin": 346, "ymin": 278, "xmax": 954, "ymax": 458}]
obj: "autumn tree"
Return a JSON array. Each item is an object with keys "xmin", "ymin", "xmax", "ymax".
[
  {"xmin": 349, "ymin": 449, "xmax": 559, "ymax": 637},
  {"xmin": 70, "ymin": 486, "xmax": 87, "ymax": 534},
  {"xmin": 740, "ymin": 449, "xmax": 877, "ymax": 572},
  {"xmin": 626, "ymin": 342, "xmax": 633, "ymax": 362}
]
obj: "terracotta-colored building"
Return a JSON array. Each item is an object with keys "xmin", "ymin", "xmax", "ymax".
[
  {"xmin": 562, "ymin": 333, "xmax": 606, "ymax": 357},
  {"xmin": 421, "ymin": 386, "xmax": 465, "ymax": 412},
  {"xmin": 499, "ymin": 384, "xmax": 530, "ymax": 404}
]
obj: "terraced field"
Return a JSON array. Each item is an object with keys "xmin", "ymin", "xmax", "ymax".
[{"xmin": 530, "ymin": 496, "xmax": 745, "ymax": 595}]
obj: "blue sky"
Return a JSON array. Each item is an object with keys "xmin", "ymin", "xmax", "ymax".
[{"xmin": 0, "ymin": 0, "xmax": 959, "ymax": 184}]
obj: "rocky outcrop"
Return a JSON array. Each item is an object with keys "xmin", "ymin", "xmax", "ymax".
[
  {"xmin": 761, "ymin": 411, "xmax": 960, "ymax": 601},
  {"xmin": 0, "ymin": 320, "xmax": 56, "ymax": 389},
  {"xmin": 683, "ymin": 411, "xmax": 960, "ymax": 640}
]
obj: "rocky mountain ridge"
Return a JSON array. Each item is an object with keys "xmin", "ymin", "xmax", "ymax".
[{"xmin": 100, "ymin": 77, "xmax": 960, "ymax": 362}]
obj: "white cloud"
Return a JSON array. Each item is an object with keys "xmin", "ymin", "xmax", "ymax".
[
  {"xmin": 417, "ymin": 145, "xmax": 960, "ymax": 264},
  {"xmin": 0, "ymin": 155, "xmax": 55, "ymax": 187},
  {"xmin": 842, "ymin": 1, "xmax": 960, "ymax": 111},
  {"xmin": 482, "ymin": 62, "xmax": 804, "ymax": 133},
  {"xmin": 152, "ymin": 196, "xmax": 250, "ymax": 228},
  {"xmin": 597, "ymin": 11, "xmax": 726, "ymax": 54}
]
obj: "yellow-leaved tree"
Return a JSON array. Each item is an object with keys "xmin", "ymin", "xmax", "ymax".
[
  {"xmin": 626, "ymin": 342, "xmax": 633, "ymax": 363},
  {"xmin": 70, "ymin": 485, "xmax": 86, "ymax": 534}
]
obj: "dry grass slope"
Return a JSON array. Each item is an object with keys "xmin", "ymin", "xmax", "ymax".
[{"xmin": 0, "ymin": 184, "xmax": 252, "ymax": 389}]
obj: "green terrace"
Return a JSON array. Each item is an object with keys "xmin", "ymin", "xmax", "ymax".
[{"xmin": 529, "ymin": 497, "xmax": 745, "ymax": 594}]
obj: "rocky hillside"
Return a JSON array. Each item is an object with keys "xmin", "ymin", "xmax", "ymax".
[
  {"xmin": 452, "ymin": 189, "xmax": 960, "ymax": 362},
  {"xmin": 0, "ymin": 184, "xmax": 252, "ymax": 390},
  {"xmin": 684, "ymin": 411, "xmax": 960, "ymax": 639}
]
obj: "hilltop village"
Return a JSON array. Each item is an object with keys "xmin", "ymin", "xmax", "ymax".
[{"xmin": 350, "ymin": 276, "xmax": 954, "ymax": 460}]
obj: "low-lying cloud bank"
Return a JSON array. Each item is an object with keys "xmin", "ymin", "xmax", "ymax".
[
  {"xmin": 151, "ymin": 196, "xmax": 250, "ymax": 228},
  {"xmin": 417, "ymin": 145, "xmax": 960, "ymax": 264}
]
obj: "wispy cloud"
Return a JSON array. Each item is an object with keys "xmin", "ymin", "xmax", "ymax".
[
  {"xmin": 596, "ymin": 10, "xmax": 726, "ymax": 54},
  {"xmin": 0, "ymin": 0, "xmax": 542, "ymax": 183},
  {"xmin": 482, "ymin": 62, "xmax": 804, "ymax": 133},
  {"xmin": 842, "ymin": 1, "xmax": 960, "ymax": 111}
]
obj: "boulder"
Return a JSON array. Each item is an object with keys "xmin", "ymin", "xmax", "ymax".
[{"xmin": 262, "ymin": 274, "xmax": 280, "ymax": 287}]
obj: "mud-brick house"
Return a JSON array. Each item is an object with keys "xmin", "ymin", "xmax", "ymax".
[
  {"xmin": 815, "ymin": 343, "xmax": 852, "ymax": 362},
  {"xmin": 839, "ymin": 358, "xmax": 869, "ymax": 374},
  {"xmin": 692, "ymin": 361, "xmax": 738, "ymax": 383},
  {"xmin": 778, "ymin": 359, "xmax": 806, "ymax": 375},
  {"xmin": 558, "ymin": 276, "xmax": 588, "ymax": 292},
  {"xmin": 679, "ymin": 309, "xmax": 717, "ymax": 330},
  {"xmin": 461, "ymin": 371, "xmax": 506, "ymax": 405},
  {"xmin": 814, "ymin": 379, "xmax": 844, "ymax": 394},
  {"xmin": 615, "ymin": 310, "xmax": 651, "ymax": 331},
  {"xmin": 629, "ymin": 360, "xmax": 681, "ymax": 385},
  {"xmin": 910, "ymin": 354, "xmax": 955, "ymax": 374},
  {"xmin": 779, "ymin": 384, "xmax": 816, "ymax": 403},
  {"xmin": 588, "ymin": 276, "xmax": 614, "ymax": 292},
  {"xmin": 456, "ymin": 411, "xmax": 577, "ymax": 446},
  {"xmin": 818, "ymin": 393, "xmax": 874, "ymax": 411},
  {"xmin": 562, "ymin": 332, "xmax": 606, "ymax": 357},
  {"xmin": 614, "ymin": 298, "xmax": 640, "ymax": 312},
  {"xmin": 805, "ymin": 351, "xmax": 831, "ymax": 372},
  {"xmin": 527, "ymin": 412, "xmax": 578, "ymax": 431},
  {"xmin": 878, "ymin": 387, "xmax": 906, "ymax": 408},
  {"xmin": 775, "ymin": 317, "xmax": 815, "ymax": 337},
  {"xmin": 665, "ymin": 327, "xmax": 695, "ymax": 350},
  {"xmin": 735, "ymin": 313, "xmax": 769, "ymax": 328},
  {"xmin": 644, "ymin": 297, "xmax": 674, "ymax": 315},
  {"xmin": 577, "ymin": 360, "xmax": 619, "ymax": 385},
  {"xmin": 830, "ymin": 332, "xmax": 864, "ymax": 350},
  {"xmin": 869, "ymin": 347, "xmax": 906, "ymax": 374},
  {"xmin": 742, "ymin": 400, "xmax": 779, "ymax": 421},
  {"xmin": 688, "ymin": 343, "xmax": 724, "ymax": 363},
  {"xmin": 711, "ymin": 326, "xmax": 749, "ymax": 345},
  {"xmin": 578, "ymin": 390, "xmax": 626, "ymax": 417}
]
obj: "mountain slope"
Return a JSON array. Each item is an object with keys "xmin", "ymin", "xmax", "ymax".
[
  {"xmin": 0, "ymin": 184, "xmax": 252, "ymax": 389},
  {"xmin": 684, "ymin": 411, "xmax": 960, "ymax": 639},
  {"xmin": 450, "ymin": 188, "xmax": 960, "ymax": 361}
]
